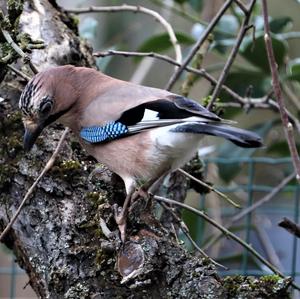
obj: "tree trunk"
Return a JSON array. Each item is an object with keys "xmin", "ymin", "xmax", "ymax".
[{"xmin": 0, "ymin": 1, "xmax": 292, "ymax": 298}]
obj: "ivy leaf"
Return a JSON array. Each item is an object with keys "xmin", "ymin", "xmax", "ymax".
[
  {"xmin": 267, "ymin": 141, "xmax": 300, "ymax": 156},
  {"xmin": 287, "ymin": 58, "xmax": 300, "ymax": 82},
  {"xmin": 218, "ymin": 70, "xmax": 270, "ymax": 103},
  {"xmin": 174, "ymin": 0, "xmax": 187, "ymax": 4},
  {"xmin": 240, "ymin": 32, "xmax": 288, "ymax": 73},
  {"xmin": 188, "ymin": 0, "xmax": 204, "ymax": 12},
  {"xmin": 269, "ymin": 16, "xmax": 293, "ymax": 33}
]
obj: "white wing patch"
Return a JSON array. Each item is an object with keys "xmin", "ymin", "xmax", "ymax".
[{"xmin": 142, "ymin": 109, "xmax": 159, "ymax": 121}]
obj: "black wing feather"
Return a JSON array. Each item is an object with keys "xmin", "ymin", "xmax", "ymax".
[
  {"xmin": 117, "ymin": 95, "xmax": 220, "ymax": 126},
  {"xmin": 169, "ymin": 95, "xmax": 220, "ymax": 121}
]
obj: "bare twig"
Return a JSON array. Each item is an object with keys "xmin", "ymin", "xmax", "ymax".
[
  {"xmin": 93, "ymin": 50, "xmax": 247, "ymax": 103},
  {"xmin": 254, "ymin": 215, "xmax": 283, "ymax": 270},
  {"xmin": 0, "ymin": 128, "xmax": 69, "ymax": 242},
  {"xmin": 66, "ymin": 4, "xmax": 182, "ymax": 65},
  {"xmin": 1, "ymin": 29, "xmax": 39, "ymax": 74},
  {"xmin": 268, "ymin": 100, "xmax": 300, "ymax": 134},
  {"xmin": 279, "ymin": 217, "xmax": 300, "ymax": 238},
  {"xmin": 153, "ymin": 195, "xmax": 299, "ymax": 290},
  {"xmin": 7, "ymin": 65, "xmax": 31, "ymax": 81},
  {"xmin": 202, "ymin": 172, "xmax": 295, "ymax": 251},
  {"xmin": 180, "ymin": 36, "xmax": 212, "ymax": 97},
  {"xmin": 129, "ymin": 2, "xmax": 173, "ymax": 84},
  {"xmin": 232, "ymin": 172, "xmax": 296, "ymax": 222},
  {"xmin": 165, "ymin": 0, "xmax": 235, "ymax": 91},
  {"xmin": 178, "ymin": 168, "xmax": 240, "ymax": 208},
  {"xmin": 159, "ymin": 201, "xmax": 227, "ymax": 269},
  {"xmin": 94, "ymin": 50, "xmax": 300, "ymax": 133},
  {"xmin": 234, "ymin": 0, "xmax": 248, "ymax": 15},
  {"xmin": 151, "ymin": 0, "xmax": 237, "ymax": 38},
  {"xmin": 150, "ymin": 0, "xmax": 202, "ymax": 24},
  {"xmin": 262, "ymin": 0, "xmax": 300, "ymax": 182},
  {"xmin": 207, "ymin": 0, "xmax": 256, "ymax": 110}
]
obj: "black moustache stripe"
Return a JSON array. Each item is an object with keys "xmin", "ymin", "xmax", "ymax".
[{"xmin": 44, "ymin": 102, "xmax": 76, "ymax": 127}]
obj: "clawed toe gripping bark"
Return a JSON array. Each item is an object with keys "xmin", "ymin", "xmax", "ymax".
[{"xmin": 113, "ymin": 187, "xmax": 152, "ymax": 242}]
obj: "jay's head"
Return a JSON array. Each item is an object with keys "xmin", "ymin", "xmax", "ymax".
[{"xmin": 19, "ymin": 66, "xmax": 78, "ymax": 151}]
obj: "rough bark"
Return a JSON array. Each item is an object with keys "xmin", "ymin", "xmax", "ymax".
[{"xmin": 0, "ymin": 1, "xmax": 292, "ymax": 298}]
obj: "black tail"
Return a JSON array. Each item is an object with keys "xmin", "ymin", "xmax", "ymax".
[{"xmin": 171, "ymin": 123, "xmax": 263, "ymax": 148}]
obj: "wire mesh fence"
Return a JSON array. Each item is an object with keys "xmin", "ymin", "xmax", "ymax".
[
  {"xmin": 0, "ymin": 156, "xmax": 299, "ymax": 298},
  {"xmin": 201, "ymin": 157, "xmax": 298, "ymax": 290}
]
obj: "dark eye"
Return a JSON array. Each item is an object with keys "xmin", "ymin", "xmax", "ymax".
[{"xmin": 40, "ymin": 101, "xmax": 52, "ymax": 115}]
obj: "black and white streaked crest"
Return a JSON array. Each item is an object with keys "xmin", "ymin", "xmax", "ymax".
[{"xmin": 19, "ymin": 75, "xmax": 51, "ymax": 116}]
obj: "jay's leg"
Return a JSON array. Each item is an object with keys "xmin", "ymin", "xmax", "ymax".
[
  {"xmin": 114, "ymin": 181, "xmax": 153, "ymax": 242},
  {"xmin": 114, "ymin": 171, "xmax": 170, "ymax": 242},
  {"xmin": 114, "ymin": 188, "xmax": 135, "ymax": 243}
]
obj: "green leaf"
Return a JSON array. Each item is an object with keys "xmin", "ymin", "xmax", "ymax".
[
  {"xmin": 174, "ymin": 0, "xmax": 187, "ymax": 4},
  {"xmin": 254, "ymin": 16, "xmax": 293, "ymax": 34},
  {"xmin": 189, "ymin": 0, "xmax": 204, "ymax": 12},
  {"xmin": 218, "ymin": 70, "xmax": 270, "ymax": 103},
  {"xmin": 269, "ymin": 17, "xmax": 293, "ymax": 33},
  {"xmin": 267, "ymin": 140, "xmax": 300, "ymax": 156},
  {"xmin": 287, "ymin": 58, "xmax": 300, "ymax": 82},
  {"xmin": 240, "ymin": 32, "xmax": 288, "ymax": 73},
  {"xmin": 182, "ymin": 209, "xmax": 203, "ymax": 242},
  {"xmin": 137, "ymin": 32, "xmax": 195, "ymax": 54},
  {"xmin": 217, "ymin": 121, "xmax": 273, "ymax": 182},
  {"xmin": 207, "ymin": 69, "xmax": 269, "ymax": 119}
]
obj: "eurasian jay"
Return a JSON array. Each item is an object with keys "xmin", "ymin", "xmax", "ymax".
[{"xmin": 19, "ymin": 65, "xmax": 262, "ymax": 241}]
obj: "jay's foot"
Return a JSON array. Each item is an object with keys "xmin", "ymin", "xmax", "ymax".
[
  {"xmin": 113, "ymin": 187, "xmax": 151, "ymax": 243},
  {"xmin": 130, "ymin": 188, "xmax": 154, "ymax": 212},
  {"xmin": 113, "ymin": 204, "xmax": 127, "ymax": 243},
  {"xmin": 130, "ymin": 187, "xmax": 150, "ymax": 203}
]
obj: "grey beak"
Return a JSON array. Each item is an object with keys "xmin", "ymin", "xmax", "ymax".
[{"xmin": 23, "ymin": 124, "xmax": 44, "ymax": 151}]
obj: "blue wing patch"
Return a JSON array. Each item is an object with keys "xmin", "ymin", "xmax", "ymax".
[{"xmin": 80, "ymin": 121, "xmax": 128, "ymax": 143}]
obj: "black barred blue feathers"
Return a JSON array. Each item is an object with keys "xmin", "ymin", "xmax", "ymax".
[{"xmin": 80, "ymin": 121, "xmax": 128, "ymax": 143}]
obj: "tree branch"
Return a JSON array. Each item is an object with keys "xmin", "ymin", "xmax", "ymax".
[
  {"xmin": 202, "ymin": 172, "xmax": 295, "ymax": 251},
  {"xmin": 165, "ymin": 0, "xmax": 235, "ymax": 91},
  {"xmin": 7, "ymin": 64, "xmax": 31, "ymax": 81},
  {"xmin": 1, "ymin": 28, "xmax": 39, "ymax": 74},
  {"xmin": 159, "ymin": 201, "xmax": 227, "ymax": 269},
  {"xmin": 279, "ymin": 217, "xmax": 300, "ymax": 238},
  {"xmin": 0, "ymin": 128, "xmax": 69, "ymax": 242},
  {"xmin": 262, "ymin": 0, "xmax": 300, "ymax": 182},
  {"xmin": 178, "ymin": 168, "xmax": 240, "ymax": 208},
  {"xmin": 94, "ymin": 49, "xmax": 300, "ymax": 133},
  {"xmin": 154, "ymin": 195, "xmax": 299, "ymax": 291},
  {"xmin": 233, "ymin": 0, "xmax": 248, "ymax": 15},
  {"xmin": 66, "ymin": 4, "xmax": 182, "ymax": 66},
  {"xmin": 207, "ymin": 0, "xmax": 256, "ymax": 110}
]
